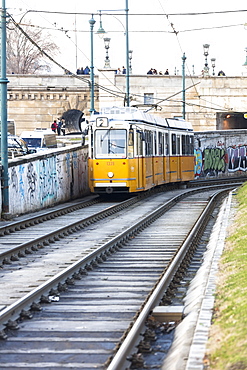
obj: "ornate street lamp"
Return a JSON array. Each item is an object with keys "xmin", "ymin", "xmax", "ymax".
[
  {"xmin": 97, "ymin": 1, "xmax": 130, "ymax": 106},
  {"xmin": 203, "ymin": 43, "xmax": 210, "ymax": 76},
  {"xmin": 211, "ymin": 58, "xmax": 216, "ymax": 75},
  {"xmin": 103, "ymin": 37, "xmax": 111, "ymax": 68},
  {"xmin": 96, "ymin": 11, "xmax": 106, "ymax": 38}
]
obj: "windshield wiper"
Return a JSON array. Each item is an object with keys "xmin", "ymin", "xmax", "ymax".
[{"xmin": 101, "ymin": 127, "xmax": 112, "ymax": 143}]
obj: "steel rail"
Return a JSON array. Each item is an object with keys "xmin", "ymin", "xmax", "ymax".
[
  {"xmin": 107, "ymin": 187, "xmax": 233, "ymax": 369},
  {"xmin": 0, "ymin": 196, "xmax": 99, "ymax": 236},
  {"xmin": 0, "ymin": 194, "xmax": 140, "ymax": 265},
  {"xmin": 0, "ymin": 185, "xmax": 234, "ymax": 336},
  {"xmin": 0, "ymin": 178, "xmax": 243, "ymax": 239}
]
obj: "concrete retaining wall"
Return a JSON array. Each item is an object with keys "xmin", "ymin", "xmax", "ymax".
[
  {"xmin": 5, "ymin": 145, "xmax": 89, "ymax": 217},
  {"xmin": 2, "ymin": 129, "xmax": 247, "ymax": 217}
]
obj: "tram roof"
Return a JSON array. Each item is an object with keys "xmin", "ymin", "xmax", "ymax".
[{"xmin": 91, "ymin": 107, "xmax": 193, "ymax": 131}]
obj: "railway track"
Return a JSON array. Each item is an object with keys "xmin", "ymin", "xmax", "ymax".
[
  {"xmin": 0, "ymin": 188, "xmax": 190, "ymax": 313},
  {"xmin": 0, "ymin": 184, "xmax": 237, "ymax": 369}
]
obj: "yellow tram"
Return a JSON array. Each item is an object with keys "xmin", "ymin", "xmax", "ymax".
[{"xmin": 88, "ymin": 107, "xmax": 194, "ymax": 194}]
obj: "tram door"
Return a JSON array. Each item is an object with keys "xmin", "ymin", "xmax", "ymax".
[{"xmin": 136, "ymin": 131, "xmax": 144, "ymax": 190}]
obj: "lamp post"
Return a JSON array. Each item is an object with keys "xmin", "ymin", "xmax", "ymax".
[
  {"xmin": 182, "ymin": 53, "xmax": 186, "ymax": 119},
  {"xmin": 125, "ymin": 0, "xmax": 130, "ymax": 106},
  {"xmin": 97, "ymin": 1, "xmax": 130, "ymax": 106},
  {"xmin": 129, "ymin": 50, "xmax": 133, "ymax": 74},
  {"xmin": 103, "ymin": 37, "xmax": 111, "ymax": 68},
  {"xmin": 211, "ymin": 58, "xmax": 216, "ymax": 76},
  {"xmin": 89, "ymin": 15, "xmax": 96, "ymax": 114},
  {"xmin": 0, "ymin": 0, "xmax": 9, "ymax": 215},
  {"xmin": 203, "ymin": 43, "xmax": 210, "ymax": 76}
]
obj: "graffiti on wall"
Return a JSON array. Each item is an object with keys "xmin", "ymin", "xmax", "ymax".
[
  {"xmin": 10, "ymin": 167, "xmax": 18, "ymax": 193},
  {"xmin": 194, "ymin": 148, "xmax": 203, "ymax": 177},
  {"xmin": 27, "ymin": 162, "xmax": 37, "ymax": 204},
  {"xmin": 7, "ymin": 148, "xmax": 89, "ymax": 216},
  {"xmin": 18, "ymin": 165, "xmax": 25, "ymax": 200},
  {"xmin": 203, "ymin": 147, "xmax": 226, "ymax": 175},
  {"xmin": 56, "ymin": 155, "xmax": 66, "ymax": 190},
  {"xmin": 195, "ymin": 142, "xmax": 247, "ymax": 177},
  {"xmin": 195, "ymin": 146, "xmax": 227, "ymax": 177},
  {"xmin": 227, "ymin": 146, "xmax": 247, "ymax": 172},
  {"xmin": 39, "ymin": 156, "xmax": 58, "ymax": 204}
]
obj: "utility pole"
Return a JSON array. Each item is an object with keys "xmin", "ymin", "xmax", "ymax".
[
  {"xmin": 182, "ymin": 53, "xmax": 186, "ymax": 120},
  {"xmin": 125, "ymin": 0, "xmax": 130, "ymax": 106},
  {"xmin": 0, "ymin": 0, "xmax": 9, "ymax": 216},
  {"xmin": 89, "ymin": 15, "xmax": 96, "ymax": 114}
]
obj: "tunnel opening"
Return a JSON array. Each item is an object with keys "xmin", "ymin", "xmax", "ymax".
[
  {"xmin": 217, "ymin": 112, "xmax": 247, "ymax": 130},
  {"xmin": 61, "ymin": 109, "xmax": 87, "ymax": 135}
]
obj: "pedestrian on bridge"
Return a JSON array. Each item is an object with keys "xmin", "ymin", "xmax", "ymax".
[
  {"xmin": 51, "ymin": 120, "xmax": 58, "ymax": 133},
  {"xmin": 57, "ymin": 119, "xmax": 63, "ymax": 135}
]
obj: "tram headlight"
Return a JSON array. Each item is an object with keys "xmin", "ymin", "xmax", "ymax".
[{"xmin": 108, "ymin": 171, "xmax": 114, "ymax": 178}]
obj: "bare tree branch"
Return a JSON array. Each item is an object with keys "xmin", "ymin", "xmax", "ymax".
[{"xmin": 7, "ymin": 19, "xmax": 60, "ymax": 74}]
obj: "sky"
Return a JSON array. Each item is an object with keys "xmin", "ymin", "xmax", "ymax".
[{"xmin": 6, "ymin": 0, "xmax": 247, "ymax": 77}]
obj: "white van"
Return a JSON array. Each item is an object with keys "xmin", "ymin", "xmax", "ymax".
[{"xmin": 20, "ymin": 129, "xmax": 57, "ymax": 152}]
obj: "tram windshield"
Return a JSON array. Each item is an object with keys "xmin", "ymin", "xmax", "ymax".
[{"xmin": 95, "ymin": 129, "xmax": 126, "ymax": 158}]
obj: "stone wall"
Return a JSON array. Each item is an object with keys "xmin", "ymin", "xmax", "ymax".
[
  {"xmin": 7, "ymin": 73, "xmax": 247, "ymax": 133},
  {"xmin": 8, "ymin": 74, "xmax": 99, "ymax": 135},
  {"xmin": 98, "ymin": 71, "xmax": 247, "ymax": 132},
  {"xmin": 5, "ymin": 145, "xmax": 89, "ymax": 216}
]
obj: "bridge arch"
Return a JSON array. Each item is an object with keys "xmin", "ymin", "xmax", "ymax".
[{"xmin": 61, "ymin": 109, "xmax": 86, "ymax": 134}]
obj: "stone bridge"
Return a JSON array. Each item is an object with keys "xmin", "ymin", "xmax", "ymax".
[
  {"xmin": 7, "ymin": 72, "xmax": 247, "ymax": 134},
  {"xmin": 8, "ymin": 74, "xmax": 98, "ymax": 135}
]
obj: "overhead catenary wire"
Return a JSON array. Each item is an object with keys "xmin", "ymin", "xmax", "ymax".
[
  {"xmin": 8, "ymin": 14, "xmax": 128, "ymax": 98},
  {"xmin": 7, "ymin": 13, "xmax": 235, "ymax": 114},
  {"xmin": 12, "ymin": 9, "xmax": 247, "ymax": 16},
  {"xmin": 156, "ymin": 0, "xmax": 200, "ymax": 115},
  {"xmin": 156, "ymin": 1, "xmax": 228, "ymax": 116}
]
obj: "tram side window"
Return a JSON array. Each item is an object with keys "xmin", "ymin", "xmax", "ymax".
[
  {"xmin": 128, "ymin": 129, "xmax": 134, "ymax": 158},
  {"xmin": 177, "ymin": 135, "xmax": 181, "ymax": 155},
  {"xmin": 136, "ymin": 131, "xmax": 143, "ymax": 156},
  {"xmin": 158, "ymin": 132, "xmax": 164, "ymax": 155},
  {"xmin": 171, "ymin": 133, "xmax": 176, "ymax": 155},
  {"xmin": 190, "ymin": 135, "xmax": 194, "ymax": 155},
  {"xmin": 182, "ymin": 135, "xmax": 186, "ymax": 155},
  {"xmin": 165, "ymin": 133, "xmax": 169, "ymax": 155},
  {"xmin": 185, "ymin": 135, "xmax": 189, "ymax": 154},
  {"xmin": 145, "ymin": 130, "xmax": 153, "ymax": 156},
  {"xmin": 154, "ymin": 131, "xmax": 157, "ymax": 156}
]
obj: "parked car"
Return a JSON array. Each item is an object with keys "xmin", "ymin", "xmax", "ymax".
[{"xmin": 0, "ymin": 134, "xmax": 36, "ymax": 159}]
